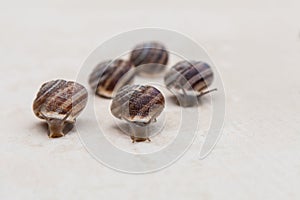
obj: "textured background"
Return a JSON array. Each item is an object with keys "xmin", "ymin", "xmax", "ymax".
[{"xmin": 1, "ymin": 0, "xmax": 300, "ymax": 199}]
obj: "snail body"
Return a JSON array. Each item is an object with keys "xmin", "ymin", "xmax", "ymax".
[
  {"xmin": 164, "ymin": 60, "xmax": 216, "ymax": 106},
  {"xmin": 89, "ymin": 59, "xmax": 135, "ymax": 98},
  {"xmin": 33, "ymin": 79, "xmax": 88, "ymax": 138},
  {"xmin": 111, "ymin": 85, "xmax": 165, "ymax": 142},
  {"xmin": 130, "ymin": 41, "xmax": 169, "ymax": 76}
]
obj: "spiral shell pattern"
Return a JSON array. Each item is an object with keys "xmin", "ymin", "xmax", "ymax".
[
  {"xmin": 164, "ymin": 60, "xmax": 214, "ymax": 96},
  {"xmin": 111, "ymin": 85, "xmax": 165, "ymax": 126},
  {"xmin": 130, "ymin": 42, "xmax": 169, "ymax": 75},
  {"xmin": 89, "ymin": 59, "xmax": 135, "ymax": 98},
  {"xmin": 33, "ymin": 79, "xmax": 88, "ymax": 122}
]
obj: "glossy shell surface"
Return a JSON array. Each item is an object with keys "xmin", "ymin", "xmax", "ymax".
[
  {"xmin": 33, "ymin": 79, "xmax": 88, "ymax": 137},
  {"xmin": 111, "ymin": 85, "xmax": 165, "ymax": 126},
  {"xmin": 130, "ymin": 42, "xmax": 169, "ymax": 75},
  {"xmin": 89, "ymin": 59, "xmax": 135, "ymax": 98},
  {"xmin": 33, "ymin": 79, "xmax": 88, "ymax": 121},
  {"xmin": 164, "ymin": 60, "xmax": 214, "ymax": 96}
]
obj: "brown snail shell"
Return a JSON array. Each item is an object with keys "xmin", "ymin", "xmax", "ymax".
[
  {"xmin": 33, "ymin": 79, "xmax": 88, "ymax": 138},
  {"xmin": 164, "ymin": 60, "xmax": 217, "ymax": 106},
  {"xmin": 129, "ymin": 41, "xmax": 169, "ymax": 75},
  {"xmin": 89, "ymin": 59, "xmax": 135, "ymax": 98},
  {"xmin": 110, "ymin": 85, "xmax": 165, "ymax": 142}
]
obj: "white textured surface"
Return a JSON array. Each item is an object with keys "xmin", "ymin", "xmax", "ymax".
[{"xmin": 1, "ymin": 0, "xmax": 300, "ymax": 199}]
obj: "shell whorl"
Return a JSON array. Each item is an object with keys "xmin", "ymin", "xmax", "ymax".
[
  {"xmin": 33, "ymin": 79, "xmax": 88, "ymax": 122},
  {"xmin": 111, "ymin": 85, "xmax": 165, "ymax": 126},
  {"xmin": 130, "ymin": 42, "xmax": 169, "ymax": 74},
  {"xmin": 88, "ymin": 59, "xmax": 135, "ymax": 98},
  {"xmin": 164, "ymin": 60, "xmax": 214, "ymax": 95}
]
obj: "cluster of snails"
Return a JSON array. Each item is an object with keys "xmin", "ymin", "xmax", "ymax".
[{"xmin": 33, "ymin": 41, "xmax": 216, "ymax": 142}]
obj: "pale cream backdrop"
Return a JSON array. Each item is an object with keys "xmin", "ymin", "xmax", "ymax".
[{"xmin": 0, "ymin": 0, "xmax": 300, "ymax": 199}]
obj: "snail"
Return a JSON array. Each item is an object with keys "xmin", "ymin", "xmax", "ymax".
[
  {"xmin": 33, "ymin": 79, "xmax": 88, "ymax": 138},
  {"xmin": 110, "ymin": 85, "xmax": 165, "ymax": 142},
  {"xmin": 164, "ymin": 60, "xmax": 217, "ymax": 107},
  {"xmin": 89, "ymin": 59, "xmax": 135, "ymax": 98},
  {"xmin": 129, "ymin": 41, "xmax": 169, "ymax": 76}
]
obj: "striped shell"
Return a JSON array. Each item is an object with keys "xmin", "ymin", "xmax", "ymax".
[
  {"xmin": 111, "ymin": 85, "xmax": 165, "ymax": 126},
  {"xmin": 33, "ymin": 79, "xmax": 88, "ymax": 138},
  {"xmin": 130, "ymin": 41, "xmax": 169, "ymax": 75},
  {"xmin": 164, "ymin": 60, "xmax": 214, "ymax": 96},
  {"xmin": 89, "ymin": 59, "xmax": 135, "ymax": 98}
]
